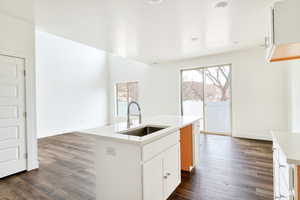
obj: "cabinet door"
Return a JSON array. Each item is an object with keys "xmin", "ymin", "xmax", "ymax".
[
  {"xmin": 274, "ymin": 0, "xmax": 300, "ymax": 45},
  {"xmin": 163, "ymin": 144, "xmax": 181, "ymax": 199},
  {"xmin": 143, "ymin": 154, "xmax": 164, "ymax": 200},
  {"xmin": 266, "ymin": 7, "xmax": 275, "ymax": 61},
  {"xmin": 273, "ymin": 155, "xmax": 280, "ymax": 199}
]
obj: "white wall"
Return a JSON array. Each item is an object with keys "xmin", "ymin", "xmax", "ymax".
[
  {"xmin": 109, "ymin": 47, "xmax": 289, "ymax": 140},
  {"xmin": 36, "ymin": 31, "xmax": 109, "ymax": 138},
  {"xmin": 287, "ymin": 60, "xmax": 300, "ymax": 132},
  {"xmin": 0, "ymin": 1, "xmax": 38, "ymax": 170},
  {"xmin": 108, "ymin": 54, "xmax": 180, "ymax": 123}
]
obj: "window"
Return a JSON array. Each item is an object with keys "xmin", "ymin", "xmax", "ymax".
[{"xmin": 116, "ymin": 82, "xmax": 138, "ymax": 116}]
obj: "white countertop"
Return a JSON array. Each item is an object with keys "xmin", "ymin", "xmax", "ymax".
[
  {"xmin": 272, "ymin": 131, "xmax": 300, "ymax": 165},
  {"xmin": 81, "ymin": 115, "xmax": 201, "ymax": 145}
]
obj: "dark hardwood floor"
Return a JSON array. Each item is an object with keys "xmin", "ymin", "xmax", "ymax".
[
  {"xmin": 170, "ymin": 134, "xmax": 273, "ymax": 200},
  {"xmin": 0, "ymin": 133, "xmax": 273, "ymax": 200}
]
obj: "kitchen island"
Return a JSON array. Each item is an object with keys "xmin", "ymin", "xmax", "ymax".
[{"xmin": 82, "ymin": 115, "xmax": 201, "ymax": 200}]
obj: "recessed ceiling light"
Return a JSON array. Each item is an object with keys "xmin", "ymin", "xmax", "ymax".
[
  {"xmin": 215, "ymin": 1, "xmax": 228, "ymax": 8},
  {"xmin": 148, "ymin": 0, "xmax": 163, "ymax": 4}
]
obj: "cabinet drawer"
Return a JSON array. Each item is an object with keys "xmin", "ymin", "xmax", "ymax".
[
  {"xmin": 279, "ymin": 164, "xmax": 289, "ymax": 187},
  {"xmin": 278, "ymin": 147, "xmax": 288, "ymax": 168},
  {"xmin": 142, "ymin": 131, "xmax": 180, "ymax": 162},
  {"xmin": 279, "ymin": 178, "xmax": 291, "ymax": 200},
  {"xmin": 278, "ymin": 186, "xmax": 295, "ymax": 200},
  {"xmin": 274, "ymin": 158, "xmax": 280, "ymax": 198},
  {"xmin": 273, "ymin": 144, "xmax": 279, "ymax": 162}
]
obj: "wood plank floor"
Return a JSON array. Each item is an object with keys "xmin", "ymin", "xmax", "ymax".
[{"xmin": 0, "ymin": 133, "xmax": 273, "ymax": 200}]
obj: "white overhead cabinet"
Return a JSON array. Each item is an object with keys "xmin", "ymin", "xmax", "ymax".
[{"xmin": 266, "ymin": 0, "xmax": 300, "ymax": 62}]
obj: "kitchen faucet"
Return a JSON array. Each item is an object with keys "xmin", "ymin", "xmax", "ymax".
[{"xmin": 127, "ymin": 101, "xmax": 142, "ymax": 128}]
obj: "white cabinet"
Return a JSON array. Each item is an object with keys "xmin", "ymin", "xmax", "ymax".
[
  {"xmin": 143, "ymin": 139, "xmax": 181, "ymax": 200},
  {"xmin": 266, "ymin": 0, "xmax": 300, "ymax": 62},
  {"xmin": 273, "ymin": 0, "xmax": 300, "ymax": 45},
  {"xmin": 163, "ymin": 144, "xmax": 181, "ymax": 199},
  {"xmin": 96, "ymin": 130, "xmax": 181, "ymax": 200},
  {"xmin": 273, "ymin": 138, "xmax": 298, "ymax": 200},
  {"xmin": 274, "ymin": 143, "xmax": 281, "ymax": 199},
  {"xmin": 143, "ymin": 154, "xmax": 164, "ymax": 200},
  {"xmin": 266, "ymin": 6, "xmax": 275, "ymax": 60}
]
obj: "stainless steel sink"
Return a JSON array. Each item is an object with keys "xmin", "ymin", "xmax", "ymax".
[{"xmin": 119, "ymin": 126, "xmax": 166, "ymax": 137}]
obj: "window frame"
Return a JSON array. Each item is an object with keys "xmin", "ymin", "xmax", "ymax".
[{"xmin": 115, "ymin": 81, "xmax": 139, "ymax": 117}]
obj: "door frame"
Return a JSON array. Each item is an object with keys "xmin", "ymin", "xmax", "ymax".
[
  {"xmin": 180, "ymin": 64, "xmax": 233, "ymax": 135},
  {"xmin": 0, "ymin": 53, "xmax": 29, "ymax": 171}
]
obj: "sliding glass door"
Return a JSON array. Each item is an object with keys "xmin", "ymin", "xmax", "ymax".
[
  {"xmin": 203, "ymin": 66, "xmax": 231, "ymax": 134},
  {"xmin": 181, "ymin": 69, "xmax": 205, "ymax": 130},
  {"xmin": 181, "ymin": 65, "xmax": 232, "ymax": 135}
]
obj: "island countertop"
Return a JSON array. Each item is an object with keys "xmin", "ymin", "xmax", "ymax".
[
  {"xmin": 271, "ymin": 131, "xmax": 300, "ymax": 165},
  {"xmin": 81, "ymin": 115, "xmax": 201, "ymax": 145}
]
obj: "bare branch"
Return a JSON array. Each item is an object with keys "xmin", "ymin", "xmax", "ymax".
[
  {"xmin": 219, "ymin": 66, "xmax": 229, "ymax": 82},
  {"xmin": 206, "ymin": 69, "xmax": 222, "ymax": 88}
]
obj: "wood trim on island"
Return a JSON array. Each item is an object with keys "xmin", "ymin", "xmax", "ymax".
[
  {"xmin": 180, "ymin": 125, "xmax": 193, "ymax": 172},
  {"xmin": 298, "ymin": 166, "xmax": 300, "ymax": 200}
]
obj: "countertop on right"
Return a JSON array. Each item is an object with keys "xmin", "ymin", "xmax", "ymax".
[{"xmin": 271, "ymin": 131, "xmax": 300, "ymax": 165}]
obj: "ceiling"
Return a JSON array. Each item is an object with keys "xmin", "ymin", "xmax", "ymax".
[
  {"xmin": 0, "ymin": 0, "xmax": 33, "ymax": 22},
  {"xmin": 35, "ymin": 0, "xmax": 274, "ymax": 63}
]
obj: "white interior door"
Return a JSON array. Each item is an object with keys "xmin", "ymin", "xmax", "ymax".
[{"xmin": 0, "ymin": 55, "xmax": 27, "ymax": 178}]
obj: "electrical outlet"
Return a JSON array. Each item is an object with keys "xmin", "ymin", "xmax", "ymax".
[{"xmin": 106, "ymin": 147, "xmax": 116, "ymax": 156}]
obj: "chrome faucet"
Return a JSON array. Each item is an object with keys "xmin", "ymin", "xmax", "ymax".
[{"xmin": 127, "ymin": 101, "xmax": 142, "ymax": 128}]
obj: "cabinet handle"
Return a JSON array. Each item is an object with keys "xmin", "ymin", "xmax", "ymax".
[
  {"xmin": 279, "ymin": 164, "xmax": 287, "ymax": 168},
  {"xmin": 290, "ymin": 167, "xmax": 295, "ymax": 190},
  {"xmin": 163, "ymin": 172, "xmax": 171, "ymax": 179},
  {"xmin": 275, "ymin": 195, "xmax": 287, "ymax": 199},
  {"xmin": 280, "ymin": 194, "xmax": 287, "ymax": 198}
]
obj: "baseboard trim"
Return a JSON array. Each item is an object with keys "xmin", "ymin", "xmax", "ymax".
[
  {"xmin": 200, "ymin": 131, "xmax": 231, "ymax": 136},
  {"xmin": 27, "ymin": 159, "xmax": 39, "ymax": 171},
  {"xmin": 37, "ymin": 129, "xmax": 85, "ymax": 139},
  {"xmin": 232, "ymin": 133, "xmax": 272, "ymax": 141}
]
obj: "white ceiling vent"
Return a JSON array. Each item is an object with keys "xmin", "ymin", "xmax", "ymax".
[{"xmin": 215, "ymin": 1, "xmax": 229, "ymax": 8}]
